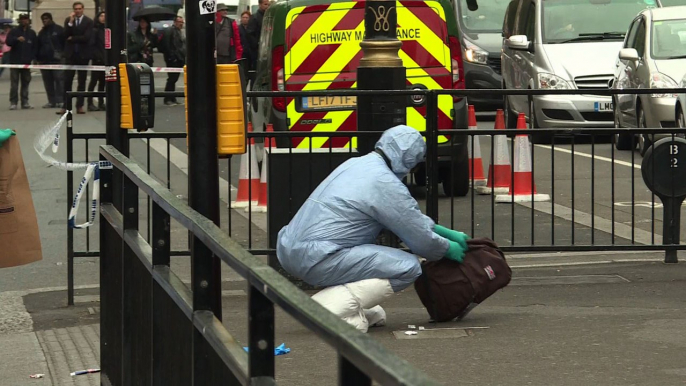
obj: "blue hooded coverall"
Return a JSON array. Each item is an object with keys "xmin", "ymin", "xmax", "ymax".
[{"xmin": 276, "ymin": 126, "xmax": 450, "ymax": 292}]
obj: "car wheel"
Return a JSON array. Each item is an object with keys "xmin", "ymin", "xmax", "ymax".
[
  {"xmin": 678, "ymin": 105, "xmax": 685, "ymax": 128},
  {"xmin": 637, "ymin": 108, "xmax": 652, "ymax": 156},
  {"xmin": 614, "ymin": 101, "xmax": 637, "ymax": 150},
  {"xmin": 439, "ymin": 154, "xmax": 469, "ymax": 197}
]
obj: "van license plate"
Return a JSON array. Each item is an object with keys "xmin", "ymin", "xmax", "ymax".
[
  {"xmin": 594, "ymin": 102, "xmax": 613, "ymax": 112},
  {"xmin": 302, "ymin": 96, "xmax": 357, "ymax": 110}
]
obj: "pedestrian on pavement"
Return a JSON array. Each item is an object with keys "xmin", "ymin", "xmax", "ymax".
[
  {"xmin": 127, "ymin": 16, "xmax": 156, "ymax": 67},
  {"xmin": 215, "ymin": 3, "xmax": 242, "ymax": 64},
  {"xmin": 36, "ymin": 13, "xmax": 65, "ymax": 109},
  {"xmin": 247, "ymin": 0, "xmax": 269, "ymax": 70},
  {"xmin": 239, "ymin": 11, "xmax": 255, "ymax": 87},
  {"xmin": 276, "ymin": 125, "xmax": 470, "ymax": 333},
  {"xmin": 6, "ymin": 14, "xmax": 37, "ymax": 110},
  {"xmin": 87, "ymin": 11, "xmax": 106, "ymax": 111},
  {"xmin": 60, "ymin": 1, "xmax": 94, "ymax": 115},
  {"xmin": 161, "ymin": 16, "xmax": 185, "ymax": 106},
  {"xmin": 0, "ymin": 24, "xmax": 12, "ymax": 78}
]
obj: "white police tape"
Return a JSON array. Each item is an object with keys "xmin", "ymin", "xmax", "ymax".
[
  {"xmin": 0, "ymin": 63, "xmax": 184, "ymax": 73},
  {"xmin": 34, "ymin": 111, "xmax": 113, "ymax": 229},
  {"xmin": 68, "ymin": 163, "xmax": 100, "ymax": 229}
]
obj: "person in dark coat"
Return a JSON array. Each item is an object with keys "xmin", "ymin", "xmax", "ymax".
[
  {"xmin": 215, "ymin": 3, "xmax": 242, "ymax": 64},
  {"xmin": 87, "ymin": 11, "xmax": 106, "ymax": 111},
  {"xmin": 59, "ymin": 1, "xmax": 94, "ymax": 114},
  {"xmin": 247, "ymin": 0, "xmax": 269, "ymax": 61},
  {"xmin": 127, "ymin": 16, "xmax": 156, "ymax": 66},
  {"xmin": 6, "ymin": 14, "xmax": 37, "ymax": 110},
  {"xmin": 36, "ymin": 12, "xmax": 65, "ymax": 108},
  {"xmin": 239, "ymin": 11, "xmax": 255, "ymax": 87},
  {"xmin": 161, "ymin": 16, "xmax": 185, "ymax": 105}
]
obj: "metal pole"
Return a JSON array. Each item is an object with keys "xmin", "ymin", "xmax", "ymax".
[
  {"xmin": 101, "ymin": 0, "xmax": 127, "ymax": 383},
  {"xmin": 356, "ymin": 0, "xmax": 406, "ymax": 155},
  {"xmin": 186, "ymin": 0, "xmax": 221, "ymax": 381}
]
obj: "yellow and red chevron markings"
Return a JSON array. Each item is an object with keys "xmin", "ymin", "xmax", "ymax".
[{"xmin": 284, "ymin": 0, "xmax": 454, "ymax": 148}]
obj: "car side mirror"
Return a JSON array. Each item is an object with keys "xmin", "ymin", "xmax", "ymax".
[
  {"xmin": 506, "ymin": 35, "xmax": 533, "ymax": 52},
  {"xmin": 619, "ymin": 48, "xmax": 640, "ymax": 64}
]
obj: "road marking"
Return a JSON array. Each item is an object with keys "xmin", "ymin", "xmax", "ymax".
[
  {"xmin": 518, "ymin": 201, "xmax": 662, "ymax": 245},
  {"xmin": 508, "ymin": 250, "xmax": 662, "ymax": 259},
  {"xmin": 533, "ymin": 143, "xmax": 641, "ymax": 170},
  {"xmin": 141, "ymin": 132, "xmax": 268, "ymax": 232}
]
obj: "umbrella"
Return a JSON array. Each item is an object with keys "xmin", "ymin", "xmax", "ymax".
[{"xmin": 132, "ymin": 6, "xmax": 176, "ymax": 22}]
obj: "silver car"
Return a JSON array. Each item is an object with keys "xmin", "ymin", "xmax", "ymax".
[
  {"xmin": 613, "ymin": 6, "xmax": 686, "ymax": 154},
  {"xmin": 501, "ymin": 0, "xmax": 656, "ymax": 140}
]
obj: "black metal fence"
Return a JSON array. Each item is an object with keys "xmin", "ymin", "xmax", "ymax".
[{"xmin": 98, "ymin": 143, "xmax": 439, "ymax": 385}]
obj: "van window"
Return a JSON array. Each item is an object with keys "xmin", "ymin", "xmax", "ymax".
[
  {"xmin": 634, "ymin": 20, "xmax": 646, "ymax": 57},
  {"xmin": 502, "ymin": 0, "xmax": 520, "ymax": 37},
  {"xmin": 457, "ymin": 0, "xmax": 510, "ymax": 33},
  {"xmin": 541, "ymin": 0, "xmax": 651, "ymax": 44},
  {"xmin": 525, "ymin": 2, "xmax": 535, "ymax": 42},
  {"xmin": 513, "ymin": 0, "xmax": 531, "ymax": 36},
  {"xmin": 624, "ymin": 18, "xmax": 640, "ymax": 48}
]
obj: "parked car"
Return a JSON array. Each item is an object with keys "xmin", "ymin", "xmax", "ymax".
[
  {"xmin": 612, "ymin": 6, "xmax": 686, "ymax": 154},
  {"xmin": 455, "ymin": 0, "xmax": 510, "ymax": 109},
  {"xmin": 501, "ymin": 0, "xmax": 657, "ymax": 141}
]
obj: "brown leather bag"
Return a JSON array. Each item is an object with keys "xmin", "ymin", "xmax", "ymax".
[{"xmin": 414, "ymin": 238, "xmax": 511, "ymax": 322}]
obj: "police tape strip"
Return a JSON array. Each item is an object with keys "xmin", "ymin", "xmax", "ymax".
[
  {"xmin": 0, "ymin": 64, "xmax": 184, "ymax": 73},
  {"xmin": 33, "ymin": 111, "xmax": 113, "ymax": 229},
  {"xmin": 68, "ymin": 163, "xmax": 99, "ymax": 229}
]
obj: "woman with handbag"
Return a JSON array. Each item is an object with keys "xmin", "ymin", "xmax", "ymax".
[{"xmin": 36, "ymin": 13, "xmax": 65, "ymax": 109}]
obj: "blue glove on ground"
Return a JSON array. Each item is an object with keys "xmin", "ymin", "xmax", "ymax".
[
  {"xmin": 434, "ymin": 224, "xmax": 469, "ymax": 250},
  {"xmin": 0, "ymin": 129, "xmax": 15, "ymax": 148},
  {"xmin": 444, "ymin": 240, "xmax": 466, "ymax": 263}
]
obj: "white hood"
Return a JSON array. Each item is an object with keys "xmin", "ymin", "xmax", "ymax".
[{"xmin": 542, "ymin": 41, "xmax": 624, "ymax": 80}]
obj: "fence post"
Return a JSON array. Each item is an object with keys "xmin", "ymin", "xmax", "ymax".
[
  {"xmin": 339, "ymin": 356, "xmax": 372, "ymax": 386},
  {"xmin": 248, "ymin": 285, "xmax": 275, "ymax": 382},
  {"xmin": 66, "ymin": 107, "xmax": 74, "ymax": 306},
  {"xmin": 425, "ymin": 91, "xmax": 439, "ymax": 221}
]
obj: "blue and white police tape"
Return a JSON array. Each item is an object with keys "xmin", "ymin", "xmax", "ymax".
[{"xmin": 34, "ymin": 111, "xmax": 113, "ymax": 229}]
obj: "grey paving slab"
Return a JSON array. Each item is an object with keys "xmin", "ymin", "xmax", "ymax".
[
  {"xmin": 37, "ymin": 325, "xmax": 100, "ymax": 386},
  {"xmin": 0, "ymin": 332, "xmax": 51, "ymax": 386}
]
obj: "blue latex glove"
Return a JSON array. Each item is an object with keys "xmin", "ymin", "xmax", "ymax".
[
  {"xmin": 444, "ymin": 240, "xmax": 466, "ymax": 263},
  {"xmin": 434, "ymin": 224, "xmax": 469, "ymax": 250},
  {"xmin": 243, "ymin": 343, "xmax": 291, "ymax": 356},
  {"xmin": 0, "ymin": 129, "xmax": 15, "ymax": 148}
]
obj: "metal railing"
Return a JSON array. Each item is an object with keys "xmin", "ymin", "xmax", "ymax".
[
  {"xmin": 98, "ymin": 144, "xmax": 439, "ymax": 385},
  {"xmin": 67, "ymin": 87, "xmax": 686, "ymax": 304}
]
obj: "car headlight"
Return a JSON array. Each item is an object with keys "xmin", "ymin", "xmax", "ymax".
[
  {"xmin": 463, "ymin": 40, "xmax": 489, "ymax": 65},
  {"xmin": 650, "ymin": 72, "xmax": 678, "ymax": 98},
  {"xmin": 538, "ymin": 73, "xmax": 571, "ymax": 89}
]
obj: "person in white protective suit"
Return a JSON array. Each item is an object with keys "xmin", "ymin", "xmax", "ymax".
[{"xmin": 276, "ymin": 125, "xmax": 469, "ymax": 332}]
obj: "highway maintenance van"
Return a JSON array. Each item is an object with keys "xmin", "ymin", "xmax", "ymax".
[{"xmin": 251, "ymin": 0, "xmax": 470, "ymax": 195}]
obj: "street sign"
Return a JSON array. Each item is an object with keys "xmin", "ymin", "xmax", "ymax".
[
  {"xmin": 642, "ymin": 137, "xmax": 686, "ymax": 198},
  {"xmin": 641, "ymin": 137, "xmax": 686, "ymax": 263}
]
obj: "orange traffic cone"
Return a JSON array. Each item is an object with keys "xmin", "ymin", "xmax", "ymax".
[
  {"xmin": 495, "ymin": 113, "xmax": 550, "ymax": 203},
  {"xmin": 467, "ymin": 105, "xmax": 487, "ymax": 187},
  {"xmin": 476, "ymin": 109, "xmax": 511, "ymax": 195},
  {"xmin": 231, "ymin": 123, "xmax": 260, "ymax": 208},
  {"xmin": 250, "ymin": 125, "xmax": 276, "ymax": 213}
]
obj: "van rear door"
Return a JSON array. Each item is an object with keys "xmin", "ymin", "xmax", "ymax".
[{"xmin": 284, "ymin": 0, "xmax": 455, "ymax": 149}]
